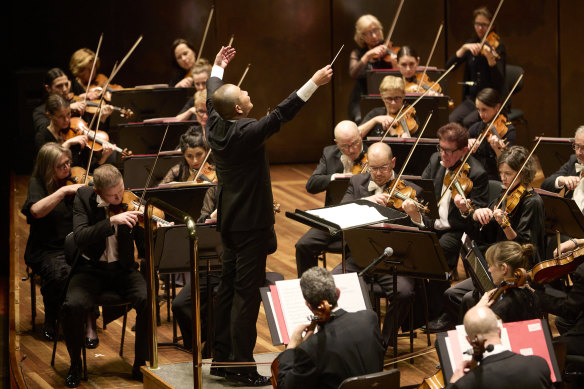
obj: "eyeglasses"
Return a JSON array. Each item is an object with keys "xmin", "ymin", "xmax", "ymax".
[
  {"xmin": 337, "ymin": 139, "xmax": 361, "ymax": 150},
  {"xmin": 382, "ymin": 96, "xmax": 404, "ymax": 103},
  {"xmin": 56, "ymin": 160, "xmax": 71, "ymax": 170},
  {"xmin": 573, "ymin": 144, "xmax": 584, "ymax": 151},
  {"xmin": 362, "ymin": 28, "xmax": 382, "ymax": 38},
  {"xmin": 196, "ymin": 109, "xmax": 208, "ymax": 116},
  {"xmin": 474, "ymin": 22, "xmax": 490, "ymax": 28},
  {"xmin": 368, "ymin": 164, "xmax": 392, "ymax": 173},
  {"xmin": 437, "ymin": 145, "xmax": 463, "ymax": 156}
]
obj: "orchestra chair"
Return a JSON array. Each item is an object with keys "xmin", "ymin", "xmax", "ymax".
[
  {"xmin": 316, "ymin": 240, "xmax": 343, "ymax": 269},
  {"xmin": 51, "ymin": 232, "xmax": 131, "ymax": 381},
  {"xmin": 488, "ymin": 180, "xmax": 503, "ymax": 204},
  {"xmin": 338, "ymin": 368, "xmax": 400, "ymax": 389},
  {"xmin": 505, "ymin": 64, "xmax": 525, "ymax": 123}
]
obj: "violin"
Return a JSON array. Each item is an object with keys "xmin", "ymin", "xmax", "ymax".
[
  {"xmin": 480, "ymin": 31, "xmax": 501, "ymax": 60},
  {"xmin": 389, "ymin": 105, "xmax": 418, "ymax": 137},
  {"xmin": 63, "ymin": 117, "xmax": 131, "ymax": 157},
  {"xmin": 93, "ymin": 73, "xmax": 124, "ymax": 102},
  {"xmin": 485, "ymin": 114, "xmax": 509, "ymax": 149},
  {"xmin": 385, "ymin": 179, "xmax": 429, "ymax": 214},
  {"xmin": 66, "ymin": 166, "xmax": 93, "ymax": 186},
  {"xmin": 71, "ymin": 94, "xmax": 133, "ymax": 118},
  {"xmin": 443, "ymin": 162, "xmax": 474, "ymax": 207},
  {"xmin": 501, "ymin": 184, "xmax": 527, "ymax": 217},
  {"xmin": 529, "ymin": 243, "xmax": 584, "ymax": 284},
  {"xmin": 351, "ymin": 154, "xmax": 369, "ymax": 175},
  {"xmin": 405, "ymin": 73, "xmax": 442, "ymax": 94},
  {"xmin": 195, "ymin": 162, "xmax": 217, "ymax": 184},
  {"xmin": 108, "ymin": 190, "xmax": 171, "ymax": 228},
  {"xmin": 270, "ymin": 300, "xmax": 333, "ymax": 389}
]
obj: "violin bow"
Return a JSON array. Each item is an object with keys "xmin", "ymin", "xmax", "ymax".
[
  {"xmin": 237, "ymin": 64, "xmax": 251, "ymax": 88},
  {"xmin": 416, "ymin": 22, "xmax": 443, "ymax": 92},
  {"xmin": 384, "ymin": 0, "xmax": 405, "ymax": 51},
  {"xmin": 380, "ymin": 62, "xmax": 456, "ymax": 142},
  {"xmin": 437, "ymin": 72, "xmax": 523, "ymax": 206},
  {"xmin": 227, "ymin": 34, "xmax": 235, "ymax": 48},
  {"xmin": 84, "ymin": 33, "xmax": 104, "ymax": 104},
  {"xmin": 192, "ymin": 149, "xmax": 213, "ymax": 183},
  {"xmin": 387, "ymin": 111, "xmax": 433, "ymax": 200},
  {"xmin": 493, "ymin": 136, "xmax": 542, "ymax": 212},
  {"xmin": 478, "ymin": 0, "xmax": 505, "ymax": 54},
  {"xmin": 197, "ymin": 6, "xmax": 214, "ymax": 63},
  {"xmin": 139, "ymin": 124, "xmax": 171, "ymax": 206}
]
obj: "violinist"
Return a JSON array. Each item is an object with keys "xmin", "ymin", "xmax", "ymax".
[
  {"xmin": 446, "ymin": 306, "xmax": 552, "ymax": 389},
  {"xmin": 447, "ymin": 6, "xmax": 506, "ymax": 128},
  {"xmin": 295, "ymin": 120, "xmax": 367, "ymax": 276},
  {"xmin": 159, "ymin": 130, "xmax": 215, "ymax": 184},
  {"xmin": 61, "ymin": 164, "xmax": 148, "ymax": 387},
  {"xmin": 331, "ymin": 142, "xmax": 421, "ymax": 349},
  {"xmin": 396, "ymin": 46, "xmax": 442, "ymax": 96},
  {"xmin": 176, "ymin": 61, "xmax": 211, "ymax": 122},
  {"xmin": 32, "ymin": 68, "xmax": 88, "ymax": 133},
  {"xmin": 359, "ymin": 75, "xmax": 419, "ymax": 138},
  {"xmin": 170, "ymin": 38, "xmax": 197, "ymax": 88},
  {"xmin": 468, "ymin": 88, "xmax": 515, "ymax": 180},
  {"xmin": 473, "ymin": 241, "xmax": 541, "ymax": 322},
  {"xmin": 541, "ymin": 126, "xmax": 584, "ymax": 212},
  {"xmin": 277, "ymin": 267, "xmax": 384, "ymax": 389},
  {"xmin": 175, "ymin": 89, "xmax": 209, "ymax": 135},
  {"xmin": 348, "ymin": 14, "xmax": 397, "ymax": 123}
]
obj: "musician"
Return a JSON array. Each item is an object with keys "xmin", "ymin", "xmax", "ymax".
[
  {"xmin": 447, "ymin": 306, "xmax": 552, "ymax": 389},
  {"xmin": 541, "ymin": 126, "xmax": 584, "ymax": 211},
  {"xmin": 469, "ymin": 88, "xmax": 515, "ymax": 178},
  {"xmin": 69, "ymin": 48, "xmax": 103, "ymax": 98},
  {"xmin": 21, "ymin": 143, "xmax": 84, "ymax": 341},
  {"xmin": 61, "ymin": 164, "xmax": 148, "ymax": 387},
  {"xmin": 435, "ymin": 146, "xmax": 544, "ymax": 331},
  {"xmin": 473, "ymin": 241, "xmax": 541, "ymax": 322},
  {"xmin": 277, "ymin": 267, "xmax": 384, "ymax": 389},
  {"xmin": 331, "ymin": 141, "xmax": 420, "ymax": 348},
  {"xmin": 159, "ymin": 130, "xmax": 215, "ymax": 184},
  {"xmin": 295, "ymin": 120, "xmax": 367, "ymax": 276},
  {"xmin": 176, "ymin": 89, "xmax": 209, "ymax": 133},
  {"xmin": 359, "ymin": 75, "xmax": 419, "ymax": 138},
  {"xmin": 170, "ymin": 38, "xmax": 197, "ymax": 88},
  {"xmin": 33, "ymin": 68, "xmax": 88, "ymax": 133},
  {"xmin": 397, "ymin": 46, "xmax": 442, "ymax": 96},
  {"xmin": 402, "ymin": 123, "xmax": 489, "ymax": 327},
  {"xmin": 206, "ymin": 45, "xmax": 332, "ymax": 386},
  {"xmin": 348, "ymin": 14, "xmax": 397, "ymax": 123},
  {"xmin": 447, "ymin": 6, "xmax": 506, "ymax": 128},
  {"xmin": 34, "ymin": 94, "xmax": 115, "ymax": 169}
]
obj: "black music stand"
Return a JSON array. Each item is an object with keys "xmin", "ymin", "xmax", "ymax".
[
  {"xmin": 461, "ymin": 239, "xmax": 494, "ymax": 295},
  {"xmin": 109, "ymin": 121, "xmax": 193, "ymax": 156},
  {"xmin": 534, "ymin": 137, "xmax": 573, "ymax": 177},
  {"xmin": 344, "ymin": 224, "xmax": 449, "ymax": 361},
  {"xmin": 536, "ymin": 189, "xmax": 584, "ymax": 236},
  {"xmin": 123, "ymin": 152, "xmax": 183, "ymax": 189},
  {"xmin": 364, "ymin": 138, "xmax": 439, "ymax": 176},
  {"xmin": 327, "ymin": 177, "xmax": 351, "ymax": 205},
  {"xmin": 401, "ymin": 176, "xmax": 439, "ymax": 220}
]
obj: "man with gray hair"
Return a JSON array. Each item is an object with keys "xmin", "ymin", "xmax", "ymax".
[
  {"xmin": 446, "ymin": 306, "xmax": 552, "ymax": 388},
  {"xmin": 541, "ymin": 126, "xmax": 584, "ymax": 212},
  {"xmin": 277, "ymin": 267, "xmax": 384, "ymax": 389}
]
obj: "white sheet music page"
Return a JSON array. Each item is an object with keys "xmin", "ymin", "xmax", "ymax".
[
  {"xmin": 334, "ymin": 273, "xmax": 367, "ymax": 312},
  {"xmin": 306, "ymin": 203, "xmax": 386, "ymax": 229}
]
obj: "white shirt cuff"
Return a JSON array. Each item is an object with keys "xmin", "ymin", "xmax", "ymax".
[
  {"xmin": 411, "ymin": 217, "xmax": 425, "ymax": 228},
  {"xmin": 211, "ymin": 65, "xmax": 224, "ymax": 80},
  {"xmin": 297, "ymin": 79, "xmax": 318, "ymax": 102},
  {"xmin": 554, "ymin": 176, "xmax": 565, "ymax": 189}
]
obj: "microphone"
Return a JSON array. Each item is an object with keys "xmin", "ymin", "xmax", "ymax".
[
  {"xmin": 358, "ymin": 247, "xmax": 394, "ymax": 277},
  {"xmin": 457, "ymin": 81, "xmax": 475, "ymax": 86}
]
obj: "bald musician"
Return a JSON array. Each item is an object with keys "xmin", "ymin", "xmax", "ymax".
[
  {"xmin": 447, "ymin": 306, "xmax": 552, "ymax": 389},
  {"xmin": 295, "ymin": 120, "xmax": 367, "ymax": 276},
  {"xmin": 206, "ymin": 45, "xmax": 332, "ymax": 386}
]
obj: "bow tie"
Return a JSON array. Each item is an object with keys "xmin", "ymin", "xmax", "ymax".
[{"xmin": 576, "ymin": 162, "xmax": 584, "ymax": 173}]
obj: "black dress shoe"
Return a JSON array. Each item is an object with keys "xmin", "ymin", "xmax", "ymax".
[
  {"xmin": 42, "ymin": 321, "xmax": 56, "ymax": 341},
  {"xmin": 65, "ymin": 365, "xmax": 81, "ymax": 388},
  {"xmin": 425, "ymin": 313, "xmax": 455, "ymax": 333},
  {"xmin": 225, "ymin": 371, "xmax": 271, "ymax": 386},
  {"xmin": 85, "ymin": 336, "xmax": 99, "ymax": 349},
  {"xmin": 131, "ymin": 365, "xmax": 144, "ymax": 382}
]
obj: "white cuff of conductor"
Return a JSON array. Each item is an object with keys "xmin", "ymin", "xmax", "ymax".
[{"xmin": 211, "ymin": 65, "xmax": 224, "ymax": 80}]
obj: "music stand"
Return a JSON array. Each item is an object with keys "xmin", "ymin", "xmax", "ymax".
[
  {"xmin": 123, "ymin": 152, "xmax": 183, "ymax": 189},
  {"xmin": 327, "ymin": 178, "xmax": 351, "ymax": 205},
  {"xmin": 109, "ymin": 121, "xmax": 193, "ymax": 156},
  {"xmin": 344, "ymin": 224, "xmax": 449, "ymax": 361},
  {"xmin": 536, "ymin": 188, "xmax": 584, "ymax": 236},
  {"xmin": 461, "ymin": 239, "xmax": 494, "ymax": 295},
  {"xmin": 401, "ymin": 176, "xmax": 439, "ymax": 220},
  {"xmin": 534, "ymin": 137, "xmax": 573, "ymax": 177},
  {"xmin": 364, "ymin": 138, "xmax": 439, "ymax": 176}
]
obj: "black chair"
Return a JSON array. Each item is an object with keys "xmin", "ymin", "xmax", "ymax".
[
  {"xmin": 338, "ymin": 368, "xmax": 400, "ymax": 389},
  {"xmin": 505, "ymin": 64, "xmax": 525, "ymax": 123},
  {"xmin": 488, "ymin": 180, "xmax": 503, "ymax": 204}
]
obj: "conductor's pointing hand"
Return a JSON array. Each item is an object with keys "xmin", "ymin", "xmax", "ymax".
[{"xmin": 311, "ymin": 65, "xmax": 333, "ymax": 86}]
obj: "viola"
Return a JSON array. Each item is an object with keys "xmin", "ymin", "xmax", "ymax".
[
  {"xmin": 389, "ymin": 106, "xmax": 418, "ymax": 137},
  {"xmin": 529, "ymin": 243, "xmax": 584, "ymax": 284},
  {"xmin": 405, "ymin": 73, "xmax": 442, "ymax": 94},
  {"xmin": 270, "ymin": 300, "xmax": 333, "ymax": 389},
  {"xmin": 351, "ymin": 154, "xmax": 369, "ymax": 175},
  {"xmin": 385, "ymin": 179, "xmax": 429, "ymax": 214},
  {"xmin": 63, "ymin": 117, "xmax": 132, "ymax": 157},
  {"xmin": 108, "ymin": 190, "xmax": 171, "ymax": 228},
  {"xmin": 489, "ymin": 267, "xmax": 527, "ymax": 303}
]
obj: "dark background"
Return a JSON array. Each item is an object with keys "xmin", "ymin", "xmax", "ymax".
[{"xmin": 8, "ymin": 0, "xmax": 584, "ymax": 173}]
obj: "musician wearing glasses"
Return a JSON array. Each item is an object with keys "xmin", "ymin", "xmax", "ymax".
[{"xmin": 541, "ymin": 126, "xmax": 584, "ymax": 212}]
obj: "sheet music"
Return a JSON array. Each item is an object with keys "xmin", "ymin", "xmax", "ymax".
[
  {"xmin": 454, "ymin": 322, "xmax": 511, "ymax": 362},
  {"xmin": 334, "ymin": 273, "xmax": 367, "ymax": 312},
  {"xmin": 306, "ymin": 203, "xmax": 386, "ymax": 229},
  {"xmin": 266, "ymin": 292, "xmax": 282, "ymax": 344}
]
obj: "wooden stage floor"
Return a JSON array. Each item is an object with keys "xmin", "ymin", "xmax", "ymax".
[{"xmin": 10, "ymin": 163, "xmax": 509, "ymax": 388}]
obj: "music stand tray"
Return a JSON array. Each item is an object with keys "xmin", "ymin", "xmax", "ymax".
[{"xmin": 536, "ymin": 188, "xmax": 584, "ymax": 236}]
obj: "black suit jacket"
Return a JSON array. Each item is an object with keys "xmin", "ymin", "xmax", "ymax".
[
  {"xmin": 540, "ymin": 154, "xmax": 578, "ymax": 199},
  {"xmin": 446, "ymin": 350, "xmax": 552, "ymax": 389},
  {"xmin": 73, "ymin": 186, "xmax": 142, "ymax": 270},
  {"xmin": 277, "ymin": 309, "xmax": 384, "ymax": 389},
  {"xmin": 206, "ymin": 76, "xmax": 305, "ymax": 232},
  {"xmin": 421, "ymin": 153, "xmax": 489, "ymax": 231},
  {"xmin": 305, "ymin": 145, "xmax": 367, "ymax": 206}
]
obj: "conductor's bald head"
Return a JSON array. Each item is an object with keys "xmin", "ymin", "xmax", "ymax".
[
  {"xmin": 464, "ymin": 306, "xmax": 499, "ymax": 341},
  {"xmin": 211, "ymin": 83, "xmax": 253, "ymax": 120}
]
